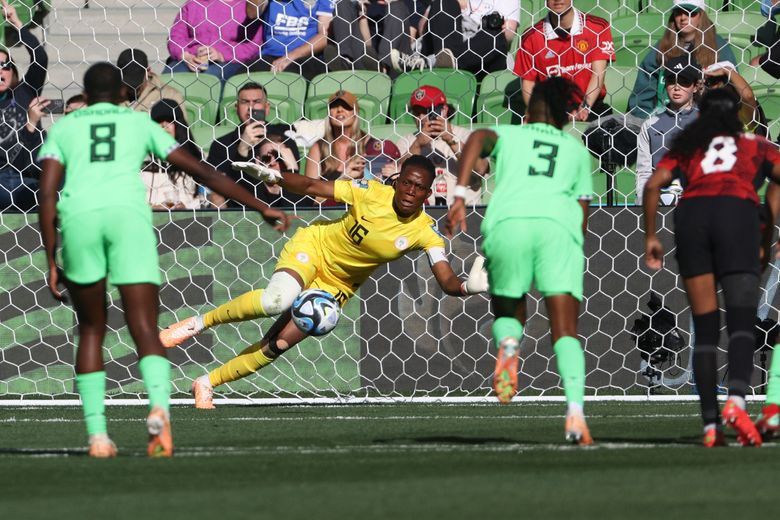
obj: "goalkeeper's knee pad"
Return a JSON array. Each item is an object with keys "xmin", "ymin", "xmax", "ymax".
[{"xmin": 261, "ymin": 271, "xmax": 302, "ymax": 315}]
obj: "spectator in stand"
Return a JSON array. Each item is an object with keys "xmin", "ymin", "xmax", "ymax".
[
  {"xmin": 249, "ymin": 137, "xmax": 313, "ymax": 208},
  {"xmin": 325, "ymin": 0, "xmax": 413, "ymax": 74},
  {"xmin": 304, "ymin": 90, "xmax": 371, "ymax": 183},
  {"xmin": 395, "ymin": 85, "xmax": 487, "ymax": 205},
  {"xmin": 514, "ymin": 0, "xmax": 615, "ymax": 122},
  {"xmin": 207, "ymin": 82, "xmax": 300, "ymax": 208},
  {"xmin": 635, "ymin": 56, "xmax": 700, "ymax": 205},
  {"xmin": 0, "ymin": 0, "xmax": 47, "ymax": 212},
  {"xmin": 701, "ymin": 61, "xmax": 766, "ymax": 137},
  {"xmin": 166, "ymin": 0, "xmax": 262, "ymax": 82},
  {"xmin": 752, "ymin": 0, "xmax": 780, "ymax": 77},
  {"xmin": 64, "ymin": 94, "xmax": 86, "ymax": 114},
  {"xmin": 142, "ymin": 99, "xmax": 205, "ymax": 210},
  {"xmin": 365, "ymin": 137, "xmax": 402, "ymax": 182},
  {"xmin": 628, "ymin": 0, "xmax": 737, "ymax": 120},
  {"xmin": 116, "ymin": 49, "xmax": 186, "ymax": 117},
  {"xmin": 391, "ymin": 0, "xmax": 519, "ymax": 77},
  {"xmin": 245, "ymin": 0, "xmax": 333, "ymax": 81}
]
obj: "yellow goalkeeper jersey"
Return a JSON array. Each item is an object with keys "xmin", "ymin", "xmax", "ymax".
[{"xmin": 304, "ymin": 179, "xmax": 445, "ymax": 289}]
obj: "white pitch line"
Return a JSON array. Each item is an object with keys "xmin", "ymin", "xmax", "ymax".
[
  {"xmin": 0, "ymin": 413, "xmax": 701, "ymax": 424},
  {"xmin": 4, "ymin": 441, "xmax": 779, "ymax": 458}
]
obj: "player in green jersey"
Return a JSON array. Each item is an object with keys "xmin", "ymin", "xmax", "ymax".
[
  {"xmin": 38, "ymin": 62, "xmax": 292, "ymax": 458},
  {"xmin": 447, "ymin": 77, "xmax": 594, "ymax": 445}
]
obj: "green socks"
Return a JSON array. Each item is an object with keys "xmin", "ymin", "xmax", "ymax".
[
  {"xmin": 75, "ymin": 371, "xmax": 107, "ymax": 436},
  {"xmin": 492, "ymin": 317, "xmax": 524, "ymax": 350},
  {"xmin": 554, "ymin": 336, "xmax": 586, "ymax": 407},
  {"xmin": 766, "ymin": 346, "xmax": 780, "ymax": 406},
  {"xmin": 139, "ymin": 355, "xmax": 171, "ymax": 413}
]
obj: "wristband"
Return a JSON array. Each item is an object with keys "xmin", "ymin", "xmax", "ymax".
[{"xmin": 453, "ymin": 185, "xmax": 469, "ymax": 200}]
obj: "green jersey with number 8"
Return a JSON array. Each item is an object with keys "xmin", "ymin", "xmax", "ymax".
[
  {"xmin": 483, "ymin": 123, "xmax": 593, "ymax": 244},
  {"xmin": 38, "ymin": 102, "xmax": 179, "ymax": 220}
]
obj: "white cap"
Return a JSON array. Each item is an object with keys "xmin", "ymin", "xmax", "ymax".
[{"xmin": 673, "ymin": 0, "xmax": 706, "ymax": 10}]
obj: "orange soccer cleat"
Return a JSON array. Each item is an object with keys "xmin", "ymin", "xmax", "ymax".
[
  {"xmin": 722, "ymin": 399, "xmax": 762, "ymax": 447},
  {"xmin": 755, "ymin": 403, "xmax": 780, "ymax": 441},
  {"xmin": 565, "ymin": 414, "xmax": 594, "ymax": 446},
  {"xmin": 192, "ymin": 375, "xmax": 216, "ymax": 410},
  {"xmin": 702, "ymin": 428, "xmax": 726, "ymax": 448},
  {"xmin": 146, "ymin": 407, "xmax": 173, "ymax": 458},
  {"xmin": 88, "ymin": 434, "xmax": 117, "ymax": 458},
  {"xmin": 493, "ymin": 343, "xmax": 519, "ymax": 405},
  {"xmin": 160, "ymin": 316, "xmax": 203, "ymax": 349}
]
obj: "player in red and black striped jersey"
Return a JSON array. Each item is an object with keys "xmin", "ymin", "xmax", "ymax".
[
  {"xmin": 643, "ymin": 88, "xmax": 780, "ymax": 448},
  {"xmin": 513, "ymin": 0, "xmax": 614, "ymax": 121}
]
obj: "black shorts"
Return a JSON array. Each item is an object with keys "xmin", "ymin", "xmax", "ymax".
[{"xmin": 674, "ymin": 196, "xmax": 760, "ymax": 279}]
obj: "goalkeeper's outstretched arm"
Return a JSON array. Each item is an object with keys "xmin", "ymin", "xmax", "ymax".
[{"xmin": 430, "ymin": 255, "xmax": 489, "ymax": 296}]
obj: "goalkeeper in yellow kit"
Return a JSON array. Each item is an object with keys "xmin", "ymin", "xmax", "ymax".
[{"xmin": 161, "ymin": 155, "xmax": 488, "ymax": 408}]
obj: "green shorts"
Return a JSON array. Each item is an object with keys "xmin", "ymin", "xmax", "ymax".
[
  {"xmin": 482, "ymin": 218, "xmax": 584, "ymax": 301},
  {"xmin": 60, "ymin": 206, "xmax": 160, "ymax": 286}
]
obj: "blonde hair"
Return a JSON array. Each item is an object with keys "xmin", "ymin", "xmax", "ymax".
[
  {"xmin": 656, "ymin": 10, "xmax": 718, "ymax": 69},
  {"xmin": 317, "ymin": 106, "xmax": 367, "ymax": 180}
]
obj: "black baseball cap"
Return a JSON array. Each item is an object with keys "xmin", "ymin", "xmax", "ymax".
[
  {"xmin": 116, "ymin": 48, "xmax": 149, "ymax": 90},
  {"xmin": 663, "ymin": 55, "xmax": 702, "ymax": 84}
]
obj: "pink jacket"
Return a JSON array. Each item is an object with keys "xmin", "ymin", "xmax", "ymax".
[{"xmin": 167, "ymin": 0, "xmax": 262, "ymax": 64}]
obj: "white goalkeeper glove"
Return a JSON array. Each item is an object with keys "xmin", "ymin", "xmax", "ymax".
[
  {"xmin": 231, "ymin": 161, "xmax": 283, "ymax": 185},
  {"xmin": 461, "ymin": 255, "xmax": 489, "ymax": 295}
]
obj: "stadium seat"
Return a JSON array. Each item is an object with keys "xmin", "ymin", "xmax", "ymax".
[
  {"xmin": 604, "ymin": 66, "xmax": 639, "ymax": 113},
  {"xmin": 574, "ymin": 0, "xmax": 636, "ymax": 19},
  {"xmin": 191, "ymin": 123, "xmax": 234, "ymax": 155},
  {"xmin": 219, "ymin": 72, "xmax": 307, "ymax": 125},
  {"xmin": 368, "ymin": 123, "xmax": 418, "ymax": 141},
  {"xmin": 755, "ymin": 87, "xmax": 780, "ymax": 123},
  {"xmin": 390, "ymin": 69, "xmax": 478, "ymax": 126},
  {"xmin": 163, "ymin": 73, "xmax": 222, "ymax": 128},
  {"xmin": 476, "ymin": 70, "xmax": 524, "ymax": 124},
  {"xmin": 305, "ymin": 71, "xmax": 392, "ymax": 126},
  {"xmin": 711, "ymin": 11, "xmax": 765, "ymax": 41}
]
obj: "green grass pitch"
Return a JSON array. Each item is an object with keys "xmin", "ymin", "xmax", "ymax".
[{"xmin": 1, "ymin": 402, "xmax": 778, "ymax": 519}]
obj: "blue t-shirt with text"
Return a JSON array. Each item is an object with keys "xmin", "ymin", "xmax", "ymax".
[{"xmin": 262, "ymin": 0, "xmax": 334, "ymax": 57}]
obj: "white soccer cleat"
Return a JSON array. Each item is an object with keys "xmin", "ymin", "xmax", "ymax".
[
  {"xmin": 192, "ymin": 375, "xmax": 215, "ymax": 410},
  {"xmin": 160, "ymin": 316, "xmax": 204, "ymax": 348}
]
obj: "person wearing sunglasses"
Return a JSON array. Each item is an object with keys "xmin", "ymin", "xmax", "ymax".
[
  {"xmin": 0, "ymin": 0, "xmax": 49, "ymax": 212},
  {"xmin": 248, "ymin": 138, "xmax": 312, "ymax": 209},
  {"xmin": 635, "ymin": 56, "xmax": 700, "ymax": 205},
  {"xmin": 628, "ymin": 0, "xmax": 737, "ymax": 120}
]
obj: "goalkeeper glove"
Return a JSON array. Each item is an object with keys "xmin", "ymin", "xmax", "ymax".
[
  {"xmin": 232, "ymin": 161, "xmax": 283, "ymax": 185},
  {"xmin": 462, "ymin": 255, "xmax": 489, "ymax": 295}
]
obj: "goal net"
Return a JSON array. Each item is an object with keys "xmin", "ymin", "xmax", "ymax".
[{"xmin": 0, "ymin": 0, "xmax": 777, "ymax": 403}]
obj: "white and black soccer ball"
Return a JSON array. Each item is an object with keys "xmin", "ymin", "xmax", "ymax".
[{"xmin": 291, "ymin": 289, "xmax": 340, "ymax": 336}]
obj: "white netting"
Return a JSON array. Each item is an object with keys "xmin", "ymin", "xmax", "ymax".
[{"xmin": 0, "ymin": 0, "xmax": 778, "ymax": 401}]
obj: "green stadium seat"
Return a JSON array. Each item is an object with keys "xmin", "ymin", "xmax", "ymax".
[
  {"xmin": 368, "ymin": 123, "xmax": 418, "ymax": 141},
  {"xmin": 390, "ymin": 69, "xmax": 478, "ymax": 126},
  {"xmin": 711, "ymin": 11, "xmax": 765, "ymax": 41},
  {"xmin": 755, "ymin": 86, "xmax": 780, "ymax": 123},
  {"xmin": 219, "ymin": 72, "xmax": 307, "ymax": 125},
  {"xmin": 191, "ymin": 123, "xmax": 235, "ymax": 155},
  {"xmin": 605, "ymin": 66, "xmax": 639, "ymax": 113},
  {"xmin": 162, "ymin": 73, "xmax": 222, "ymax": 128},
  {"xmin": 305, "ymin": 71, "xmax": 392, "ymax": 126},
  {"xmin": 476, "ymin": 70, "xmax": 524, "ymax": 124}
]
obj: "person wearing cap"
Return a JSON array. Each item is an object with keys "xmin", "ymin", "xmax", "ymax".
[
  {"xmin": 165, "ymin": 0, "xmax": 262, "ymax": 81},
  {"xmin": 628, "ymin": 0, "xmax": 737, "ymax": 120},
  {"xmin": 364, "ymin": 138, "xmax": 402, "ymax": 182},
  {"xmin": 0, "ymin": 0, "xmax": 48, "ymax": 212},
  {"xmin": 396, "ymin": 85, "xmax": 487, "ymax": 205},
  {"xmin": 245, "ymin": 0, "xmax": 333, "ymax": 81},
  {"xmin": 142, "ymin": 98, "xmax": 205, "ymax": 210},
  {"xmin": 702, "ymin": 61, "xmax": 766, "ymax": 137},
  {"xmin": 207, "ymin": 81, "xmax": 300, "ymax": 208},
  {"xmin": 514, "ymin": 0, "xmax": 615, "ymax": 122},
  {"xmin": 116, "ymin": 48, "xmax": 185, "ymax": 118},
  {"xmin": 304, "ymin": 90, "xmax": 373, "ymax": 184},
  {"xmin": 635, "ymin": 56, "xmax": 700, "ymax": 205}
]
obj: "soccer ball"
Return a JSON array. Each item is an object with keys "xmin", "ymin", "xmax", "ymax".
[{"xmin": 291, "ymin": 289, "xmax": 340, "ymax": 336}]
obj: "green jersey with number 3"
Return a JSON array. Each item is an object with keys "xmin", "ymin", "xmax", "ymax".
[
  {"xmin": 38, "ymin": 102, "xmax": 179, "ymax": 220},
  {"xmin": 483, "ymin": 123, "xmax": 593, "ymax": 244}
]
